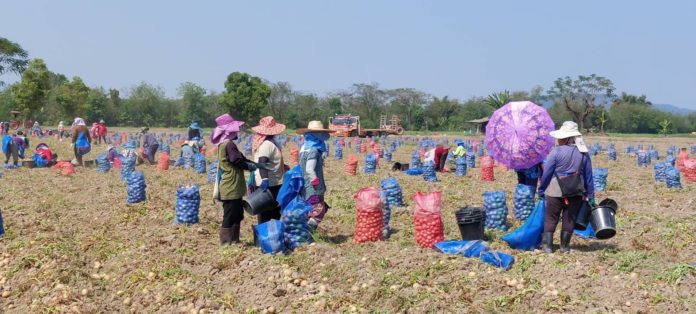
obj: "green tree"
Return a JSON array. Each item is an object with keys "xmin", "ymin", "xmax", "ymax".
[
  {"xmin": 267, "ymin": 81, "xmax": 294, "ymax": 122},
  {"xmin": 84, "ymin": 87, "xmax": 109, "ymax": 123},
  {"xmin": 484, "ymin": 90, "xmax": 510, "ymax": 109},
  {"xmin": 219, "ymin": 72, "xmax": 270, "ymax": 123},
  {"xmin": 426, "ymin": 96, "xmax": 460, "ymax": 131},
  {"xmin": 658, "ymin": 119, "xmax": 671, "ymax": 136},
  {"xmin": 0, "ymin": 37, "xmax": 29, "ymax": 86},
  {"xmin": 596, "ymin": 111, "xmax": 608, "ymax": 133},
  {"xmin": 56, "ymin": 76, "xmax": 90, "ymax": 119},
  {"xmin": 11, "ymin": 59, "xmax": 50, "ymax": 121},
  {"xmin": 121, "ymin": 82, "xmax": 166, "ymax": 126},
  {"xmin": 387, "ymin": 88, "xmax": 428, "ymax": 131},
  {"xmin": 177, "ymin": 82, "xmax": 207, "ymax": 126},
  {"xmin": 546, "ymin": 74, "xmax": 615, "ymax": 131}
]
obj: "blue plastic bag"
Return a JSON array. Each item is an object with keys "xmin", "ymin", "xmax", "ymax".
[
  {"xmin": 75, "ymin": 132, "xmax": 91, "ymax": 155},
  {"xmin": 574, "ymin": 224, "xmax": 596, "ymax": 239},
  {"xmin": 174, "ymin": 184, "xmax": 200, "ymax": 224},
  {"xmin": 33, "ymin": 153, "xmax": 48, "ymax": 168},
  {"xmin": 277, "ymin": 165, "xmax": 304, "ymax": 210},
  {"xmin": 405, "ymin": 168, "xmax": 424, "ymax": 176},
  {"xmin": 434, "ymin": 240, "xmax": 489, "ymax": 258},
  {"xmin": 281, "ymin": 196, "xmax": 314, "ymax": 250},
  {"xmin": 255, "ymin": 219, "xmax": 287, "ymax": 255},
  {"xmin": 501, "ymin": 199, "xmax": 545, "ymax": 250},
  {"xmin": 480, "ymin": 251, "xmax": 514, "ymax": 270}
]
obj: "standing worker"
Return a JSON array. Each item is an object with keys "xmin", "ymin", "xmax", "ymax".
[
  {"xmin": 71, "ymin": 118, "xmax": 91, "ymax": 166},
  {"xmin": 140, "ymin": 127, "xmax": 159, "ymax": 165},
  {"xmin": 211, "ymin": 114, "xmax": 258, "ymax": 245},
  {"xmin": 188, "ymin": 121, "xmax": 203, "ymax": 141},
  {"xmin": 57, "ymin": 121, "xmax": 65, "ymax": 141},
  {"xmin": 251, "ymin": 116, "xmax": 286, "ymax": 223},
  {"xmin": 96, "ymin": 120, "xmax": 108, "ymax": 145},
  {"xmin": 538, "ymin": 121, "xmax": 595, "ymax": 254},
  {"xmin": 297, "ymin": 121, "xmax": 335, "ymax": 228}
]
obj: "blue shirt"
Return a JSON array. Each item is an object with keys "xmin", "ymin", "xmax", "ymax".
[{"xmin": 538, "ymin": 145, "xmax": 595, "ymax": 199}]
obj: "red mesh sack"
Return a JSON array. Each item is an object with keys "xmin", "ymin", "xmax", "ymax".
[
  {"xmin": 113, "ymin": 157, "xmax": 122, "ymax": 169},
  {"xmin": 353, "ymin": 187, "xmax": 384, "ymax": 243},
  {"xmin": 52, "ymin": 161, "xmax": 75, "ymax": 176},
  {"xmin": 290, "ymin": 147, "xmax": 299, "ymax": 165},
  {"xmin": 683, "ymin": 159, "xmax": 696, "ymax": 183},
  {"xmin": 360, "ymin": 143, "xmax": 367, "ymax": 154},
  {"xmin": 413, "ymin": 191, "xmax": 444, "ymax": 248},
  {"xmin": 344, "ymin": 155, "xmax": 358, "ymax": 176},
  {"xmin": 157, "ymin": 153, "xmax": 170, "ymax": 171},
  {"xmin": 677, "ymin": 152, "xmax": 689, "ymax": 172},
  {"xmin": 481, "ymin": 155, "xmax": 495, "ymax": 182}
]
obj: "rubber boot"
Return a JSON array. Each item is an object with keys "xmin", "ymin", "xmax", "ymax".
[
  {"xmin": 219, "ymin": 228, "xmax": 233, "ymax": 245},
  {"xmin": 230, "ymin": 224, "xmax": 241, "ymax": 243},
  {"xmin": 560, "ymin": 231, "xmax": 572, "ymax": 253},
  {"xmin": 542, "ymin": 232, "xmax": 554, "ymax": 253}
]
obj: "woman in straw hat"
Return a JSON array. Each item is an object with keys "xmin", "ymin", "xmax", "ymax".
[
  {"xmin": 251, "ymin": 116, "xmax": 287, "ymax": 223},
  {"xmin": 296, "ymin": 121, "xmax": 335, "ymax": 228},
  {"xmin": 538, "ymin": 121, "xmax": 595, "ymax": 253},
  {"xmin": 211, "ymin": 114, "xmax": 258, "ymax": 245}
]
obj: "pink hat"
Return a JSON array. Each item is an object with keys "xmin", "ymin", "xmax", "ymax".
[
  {"xmin": 210, "ymin": 114, "xmax": 245, "ymax": 145},
  {"xmin": 251, "ymin": 116, "xmax": 286, "ymax": 135}
]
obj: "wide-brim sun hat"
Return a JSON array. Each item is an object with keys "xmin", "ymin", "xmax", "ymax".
[
  {"xmin": 214, "ymin": 114, "xmax": 244, "ymax": 133},
  {"xmin": 141, "ymin": 127, "xmax": 150, "ymax": 133},
  {"xmin": 549, "ymin": 121, "xmax": 582, "ymax": 139},
  {"xmin": 252, "ymin": 116, "xmax": 286, "ymax": 135},
  {"xmin": 296, "ymin": 120, "xmax": 335, "ymax": 134}
]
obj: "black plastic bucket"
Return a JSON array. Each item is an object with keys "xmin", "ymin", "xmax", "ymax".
[
  {"xmin": 455, "ymin": 207, "xmax": 485, "ymax": 240},
  {"xmin": 574, "ymin": 201, "xmax": 592, "ymax": 230},
  {"xmin": 590, "ymin": 198, "xmax": 618, "ymax": 240},
  {"xmin": 243, "ymin": 189, "xmax": 278, "ymax": 215}
]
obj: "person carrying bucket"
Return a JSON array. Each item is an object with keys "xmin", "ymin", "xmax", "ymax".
[
  {"xmin": 251, "ymin": 116, "xmax": 287, "ymax": 224},
  {"xmin": 297, "ymin": 121, "xmax": 335, "ymax": 229},
  {"xmin": 538, "ymin": 121, "xmax": 595, "ymax": 254},
  {"xmin": 212, "ymin": 114, "xmax": 260, "ymax": 245}
]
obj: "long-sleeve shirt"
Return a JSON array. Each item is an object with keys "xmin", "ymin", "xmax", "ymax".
[
  {"xmin": 538, "ymin": 145, "xmax": 595, "ymax": 199},
  {"xmin": 72, "ymin": 125, "xmax": 91, "ymax": 144}
]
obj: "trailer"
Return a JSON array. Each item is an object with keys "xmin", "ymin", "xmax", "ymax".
[{"xmin": 328, "ymin": 114, "xmax": 404, "ymax": 137}]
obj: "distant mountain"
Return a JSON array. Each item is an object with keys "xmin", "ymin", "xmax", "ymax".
[{"xmin": 652, "ymin": 103, "xmax": 694, "ymax": 115}]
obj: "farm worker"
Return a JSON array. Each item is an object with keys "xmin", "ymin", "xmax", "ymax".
[
  {"xmin": 2, "ymin": 132, "xmax": 26, "ymax": 166},
  {"xmin": 453, "ymin": 140, "xmax": 466, "ymax": 158},
  {"xmin": 251, "ymin": 116, "xmax": 287, "ymax": 224},
  {"xmin": 106, "ymin": 145, "xmax": 121, "ymax": 162},
  {"xmin": 423, "ymin": 148, "xmax": 435, "ymax": 163},
  {"xmin": 140, "ymin": 127, "xmax": 159, "ymax": 165},
  {"xmin": 71, "ymin": 118, "xmax": 91, "ymax": 166},
  {"xmin": 211, "ymin": 114, "xmax": 258, "ymax": 245},
  {"xmin": 296, "ymin": 121, "xmax": 335, "ymax": 228},
  {"xmin": 57, "ymin": 121, "xmax": 65, "ymax": 141},
  {"xmin": 32, "ymin": 121, "xmax": 41, "ymax": 137},
  {"xmin": 433, "ymin": 145, "xmax": 450, "ymax": 172},
  {"xmin": 179, "ymin": 140, "xmax": 199, "ymax": 168},
  {"xmin": 676, "ymin": 148, "xmax": 689, "ymax": 172},
  {"xmin": 515, "ymin": 163, "xmax": 543, "ymax": 194},
  {"xmin": 188, "ymin": 121, "xmax": 203, "ymax": 141},
  {"xmin": 90, "ymin": 122, "xmax": 99, "ymax": 143},
  {"xmin": 538, "ymin": 121, "xmax": 595, "ymax": 254},
  {"xmin": 96, "ymin": 120, "xmax": 108, "ymax": 145}
]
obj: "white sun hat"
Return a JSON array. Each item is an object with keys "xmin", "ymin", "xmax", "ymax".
[{"xmin": 550, "ymin": 121, "xmax": 588, "ymax": 152}]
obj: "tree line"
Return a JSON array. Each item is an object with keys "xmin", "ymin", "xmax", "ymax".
[{"xmin": 1, "ymin": 37, "xmax": 695, "ymax": 134}]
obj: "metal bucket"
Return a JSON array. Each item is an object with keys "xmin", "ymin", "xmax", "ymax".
[
  {"xmin": 243, "ymin": 189, "xmax": 278, "ymax": 215},
  {"xmin": 574, "ymin": 201, "xmax": 592, "ymax": 230},
  {"xmin": 590, "ymin": 198, "xmax": 618, "ymax": 240}
]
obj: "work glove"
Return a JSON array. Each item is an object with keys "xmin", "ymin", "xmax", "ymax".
[
  {"xmin": 311, "ymin": 177, "xmax": 320, "ymax": 186},
  {"xmin": 260, "ymin": 178, "xmax": 269, "ymax": 191},
  {"xmin": 307, "ymin": 195, "xmax": 321, "ymax": 205},
  {"xmin": 255, "ymin": 162, "xmax": 273, "ymax": 171},
  {"xmin": 245, "ymin": 161, "xmax": 258, "ymax": 171},
  {"xmin": 589, "ymin": 198, "xmax": 597, "ymax": 207}
]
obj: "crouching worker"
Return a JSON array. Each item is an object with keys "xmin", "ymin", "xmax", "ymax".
[
  {"xmin": 297, "ymin": 121, "xmax": 335, "ymax": 229},
  {"xmin": 538, "ymin": 121, "xmax": 595, "ymax": 254},
  {"xmin": 211, "ymin": 114, "xmax": 258, "ymax": 245},
  {"xmin": 33, "ymin": 143, "xmax": 57, "ymax": 167}
]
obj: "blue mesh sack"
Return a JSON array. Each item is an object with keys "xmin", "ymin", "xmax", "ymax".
[
  {"xmin": 691, "ymin": 145, "xmax": 696, "ymax": 154},
  {"xmin": 665, "ymin": 155, "xmax": 676, "ymax": 167},
  {"xmin": 455, "ymin": 157, "xmax": 467, "ymax": 176},
  {"xmin": 381, "ymin": 191, "xmax": 392, "ymax": 235},
  {"xmin": 654, "ymin": 162, "xmax": 666, "ymax": 182},
  {"xmin": 126, "ymin": 171, "xmax": 147, "ymax": 204},
  {"xmin": 665, "ymin": 166, "xmax": 682, "ymax": 189},
  {"xmin": 650, "ymin": 149, "xmax": 659, "ymax": 161},
  {"xmin": 434, "ymin": 240, "xmax": 489, "ymax": 258},
  {"xmin": 477, "ymin": 144, "xmax": 484, "ymax": 157},
  {"xmin": 384, "ymin": 150, "xmax": 392, "ymax": 162},
  {"xmin": 480, "ymin": 251, "xmax": 514, "ymax": 270},
  {"xmin": 593, "ymin": 168, "xmax": 608, "ymax": 192},
  {"xmin": 208, "ymin": 161, "xmax": 219, "ymax": 184},
  {"xmin": 483, "ymin": 191, "xmax": 508, "ymax": 231},
  {"xmin": 608, "ymin": 148, "xmax": 617, "ymax": 161},
  {"xmin": 502, "ymin": 199, "xmax": 545, "ymax": 250},
  {"xmin": 334, "ymin": 144, "xmax": 343, "ymax": 160},
  {"xmin": 120, "ymin": 156, "xmax": 136, "ymax": 182},
  {"xmin": 411, "ymin": 151, "xmax": 421, "ymax": 169},
  {"xmin": 513, "ymin": 184, "xmax": 534, "ymax": 221},
  {"xmin": 174, "ymin": 184, "xmax": 200, "ymax": 224},
  {"xmin": 0, "ymin": 208, "xmax": 4, "ymax": 237},
  {"xmin": 637, "ymin": 151, "xmax": 650, "ymax": 167},
  {"xmin": 380, "ymin": 177, "xmax": 404, "ymax": 207},
  {"xmin": 364, "ymin": 153, "xmax": 377, "ymax": 174},
  {"xmin": 254, "ymin": 219, "xmax": 286, "ymax": 255},
  {"xmin": 96, "ymin": 153, "xmax": 111, "ymax": 173},
  {"xmin": 466, "ymin": 152, "xmax": 476, "ymax": 169},
  {"xmin": 281, "ymin": 196, "xmax": 314, "ymax": 250},
  {"xmin": 423, "ymin": 160, "xmax": 438, "ymax": 182},
  {"xmin": 160, "ymin": 144, "xmax": 170, "ymax": 155},
  {"xmin": 193, "ymin": 153, "xmax": 206, "ymax": 174}
]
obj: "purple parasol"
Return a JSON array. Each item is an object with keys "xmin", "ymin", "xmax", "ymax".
[{"xmin": 485, "ymin": 101, "xmax": 555, "ymax": 169}]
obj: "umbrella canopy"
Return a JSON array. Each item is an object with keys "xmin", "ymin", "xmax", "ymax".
[{"xmin": 485, "ymin": 101, "xmax": 555, "ymax": 169}]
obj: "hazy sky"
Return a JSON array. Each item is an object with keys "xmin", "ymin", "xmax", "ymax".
[{"xmin": 2, "ymin": 0, "xmax": 695, "ymax": 109}]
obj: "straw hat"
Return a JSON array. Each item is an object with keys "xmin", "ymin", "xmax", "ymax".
[
  {"xmin": 296, "ymin": 120, "xmax": 335, "ymax": 134},
  {"xmin": 252, "ymin": 116, "xmax": 286, "ymax": 135},
  {"xmin": 549, "ymin": 121, "xmax": 582, "ymax": 139}
]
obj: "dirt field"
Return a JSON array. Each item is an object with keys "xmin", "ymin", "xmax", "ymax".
[{"xmin": 0, "ymin": 134, "xmax": 695, "ymax": 313}]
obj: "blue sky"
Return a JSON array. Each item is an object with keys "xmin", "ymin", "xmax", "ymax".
[{"xmin": 2, "ymin": 0, "xmax": 695, "ymax": 109}]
